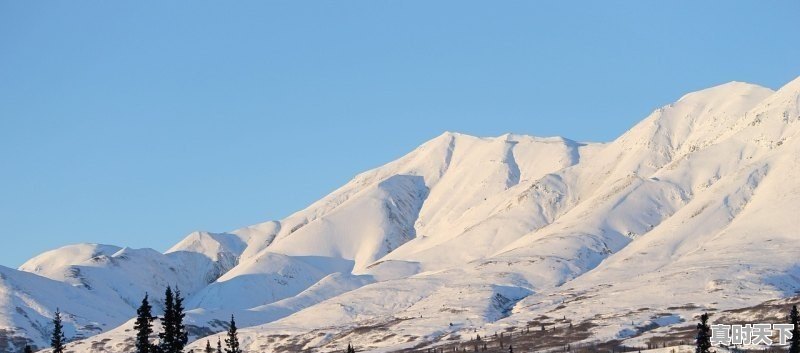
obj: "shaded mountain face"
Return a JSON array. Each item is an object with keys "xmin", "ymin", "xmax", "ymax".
[{"xmin": 5, "ymin": 77, "xmax": 800, "ymax": 353}]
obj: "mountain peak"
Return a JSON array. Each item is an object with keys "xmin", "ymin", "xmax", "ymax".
[
  {"xmin": 614, "ymin": 79, "xmax": 775, "ymax": 152},
  {"xmin": 9, "ymin": 76, "xmax": 800, "ymax": 353},
  {"xmin": 676, "ymin": 80, "xmax": 773, "ymax": 106}
]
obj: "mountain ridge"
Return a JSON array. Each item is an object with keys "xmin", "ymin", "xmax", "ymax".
[{"xmin": 3, "ymin": 76, "xmax": 800, "ymax": 353}]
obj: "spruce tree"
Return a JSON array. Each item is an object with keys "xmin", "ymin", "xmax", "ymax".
[
  {"xmin": 134, "ymin": 294, "xmax": 155, "ymax": 353},
  {"xmin": 790, "ymin": 305, "xmax": 800, "ymax": 353},
  {"xmin": 51, "ymin": 308, "xmax": 66, "ymax": 353},
  {"xmin": 160, "ymin": 286, "xmax": 176, "ymax": 353},
  {"xmin": 173, "ymin": 288, "xmax": 188, "ymax": 353},
  {"xmin": 205, "ymin": 340, "xmax": 214, "ymax": 353},
  {"xmin": 695, "ymin": 312, "xmax": 712, "ymax": 353},
  {"xmin": 24, "ymin": 345, "xmax": 33, "ymax": 353},
  {"xmin": 216, "ymin": 338, "xmax": 223, "ymax": 353},
  {"xmin": 159, "ymin": 286, "xmax": 187, "ymax": 353},
  {"xmin": 225, "ymin": 315, "xmax": 241, "ymax": 353}
]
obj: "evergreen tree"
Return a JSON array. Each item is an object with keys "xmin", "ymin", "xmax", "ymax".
[
  {"xmin": 159, "ymin": 286, "xmax": 188, "ymax": 353},
  {"xmin": 346, "ymin": 343, "xmax": 356, "ymax": 353},
  {"xmin": 790, "ymin": 305, "xmax": 800, "ymax": 353},
  {"xmin": 225, "ymin": 315, "xmax": 241, "ymax": 353},
  {"xmin": 695, "ymin": 312, "xmax": 712, "ymax": 353},
  {"xmin": 216, "ymin": 338, "xmax": 223, "ymax": 353},
  {"xmin": 508, "ymin": 345, "xmax": 513, "ymax": 353},
  {"xmin": 205, "ymin": 340, "xmax": 214, "ymax": 353},
  {"xmin": 51, "ymin": 308, "xmax": 66, "ymax": 353},
  {"xmin": 174, "ymin": 288, "xmax": 189, "ymax": 352},
  {"xmin": 134, "ymin": 294, "xmax": 156, "ymax": 353},
  {"xmin": 24, "ymin": 346, "xmax": 33, "ymax": 353},
  {"xmin": 160, "ymin": 286, "xmax": 177, "ymax": 353}
]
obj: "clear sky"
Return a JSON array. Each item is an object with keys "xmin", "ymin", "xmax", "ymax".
[{"xmin": 1, "ymin": 1, "xmax": 799, "ymax": 267}]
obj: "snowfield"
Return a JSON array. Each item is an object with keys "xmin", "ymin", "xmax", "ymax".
[{"xmin": 4, "ymin": 76, "xmax": 800, "ymax": 353}]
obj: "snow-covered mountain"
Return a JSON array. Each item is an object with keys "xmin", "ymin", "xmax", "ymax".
[{"xmin": 5, "ymin": 76, "xmax": 800, "ymax": 353}]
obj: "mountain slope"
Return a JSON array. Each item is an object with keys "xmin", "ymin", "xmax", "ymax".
[{"xmin": 10, "ymin": 76, "xmax": 800, "ymax": 353}]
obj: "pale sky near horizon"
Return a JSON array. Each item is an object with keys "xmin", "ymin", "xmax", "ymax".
[{"xmin": 1, "ymin": 1, "xmax": 799, "ymax": 267}]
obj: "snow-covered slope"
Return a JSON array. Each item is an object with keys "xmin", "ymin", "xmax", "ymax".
[
  {"xmin": 0, "ymin": 264, "xmax": 132, "ymax": 351},
  {"xmin": 6, "ymin": 242, "xmax": 241, "ymax": 351},
  {"xmin": 8, "ymin": 76, "xmax": 800, "ymax": 353}
]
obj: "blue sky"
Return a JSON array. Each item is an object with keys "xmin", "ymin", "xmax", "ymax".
[{"xmin": 1, "ymin": 1, "xmax": 799, "ymax": 267}]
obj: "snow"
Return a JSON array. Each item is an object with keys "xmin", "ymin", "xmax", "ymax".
[{"xmin": 9, "ymin": 76, "xmax": 800, "ymax": 353}]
